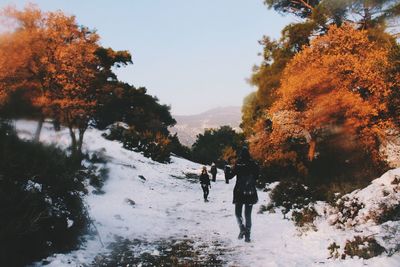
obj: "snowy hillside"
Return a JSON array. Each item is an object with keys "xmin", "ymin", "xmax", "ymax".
[{"xmin": 14, "ymin": 120, "xmax": 400, "ymax": 267}]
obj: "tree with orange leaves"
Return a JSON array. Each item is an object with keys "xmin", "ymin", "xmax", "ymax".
[
  {"xmin": 250, "ymin": 24, "xmax": 397, "ymax": 178},
  {"xmin": 36, "ymin": 11, "xmax": 100, "ymax": 158},
  {"xmin": 0, "ymin": 5, "xmax": 44, "ymax": 106},
  {"xmin": 0, "ymin": 6, "xmax": 114, "ymax": 159}
]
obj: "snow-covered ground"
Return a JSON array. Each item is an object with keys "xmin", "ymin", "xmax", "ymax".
[{"xmin": 14, "ymin": 120, "xmax": 400, "ymax": 267}]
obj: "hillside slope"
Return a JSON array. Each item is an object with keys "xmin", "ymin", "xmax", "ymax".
[
  {"xmin": 170, "ymin": 106, "xmax": 241, "ymax": 146},
  {"xmin": 14, "ymin": 120, "xmax": 400, "ymax": 267}
]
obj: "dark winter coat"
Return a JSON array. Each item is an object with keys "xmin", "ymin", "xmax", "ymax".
[
  {"xmin": 210, "ymin": 165, "xmax": 217, "ymax": 176},
  {"xmin": 199, "ymin": 172, "xmax": 210, "ymax": 185},
  {"xmin": 226, "ymin": 159, "xmax": 259, "ymax": 204}
]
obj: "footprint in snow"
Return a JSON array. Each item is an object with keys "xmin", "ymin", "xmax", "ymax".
[{"xmin": 114, "ymin": 214, "xmax": 124, "ymax": 221}]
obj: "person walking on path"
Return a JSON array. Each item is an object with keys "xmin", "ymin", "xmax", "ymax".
[
  {"xmin": 199, "ymin": 166, "xmax": 211, "ymax": 202},
  {"xmin": 224, "ymin": 164, "xmax": 231, "ymax": 184},
  {"xmin": 210, "ymin": 163, "xmax": 217, "ymax": 182},
  {"xmin": 225, "ymin": 146, "xmax": 259, "ymax": 242}
]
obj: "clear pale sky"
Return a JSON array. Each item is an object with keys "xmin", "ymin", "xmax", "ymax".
[{"xmin": 1, "ymin": 0, "xmax": 293, "ymax": 115}]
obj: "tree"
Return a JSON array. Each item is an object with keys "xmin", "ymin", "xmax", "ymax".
[
  {"xmin": 245, "ymin": 38, "xmax": 288, "ymax": 138},
  {"xmin": 0, "ymin": 6, "xmax": 133, "ymax": 159},
  {"xmin": 94, "ymin": 81, "xmax": 182, "ymax": 162},
  {"xmin": 191, "ymin": 126, "xmax": 245, "ymax": 166},
  {"xmin": 37, "ymin": 11, "xmax": 100, "ymax": 158},
  {"xmin": 265, "ymin": 0, "xmax": 320, "ymax": 18},
  {"xmin": 241, "ymin": 92, "xmax": 261, "ymax": 137},
  {"xmin": 265, "ymin": 0, "xmax": 400, "ymax": 29},
  {"xmin": 245, "ymin": 0, "xmax": 400, "ymax": 141},
  {"xmin": 0, "ymin": 5, "xmax": 44, "ymax": 107},
  {"xmin": 387, "ymin": 43, "xmax": 400, "ymax": 129},
  {"xmin": 220, "ymin": 146, "xmax": 238, "ymax": 165},
  {"xmin": 250, "ymin": 24, "xmax": 397, "ymax": 180},
  {"xmin": 94, "ymin": 82, "xmax": 176, "ymax": 134}
]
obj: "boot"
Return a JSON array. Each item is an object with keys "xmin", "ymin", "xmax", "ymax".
[
  {"xmin": 244, "ymin": 230, "xmax": 251, "ymax": 243},
  {"xmin": 238, "ymin": 225, "xmax": 246, "ymax": 240}
]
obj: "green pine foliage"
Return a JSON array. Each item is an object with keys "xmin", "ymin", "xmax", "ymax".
[
  {"xmin": 94, "ymin": 82, "xmax": 188, "ymax": 163},
  {"xmin": 0, "ymin": 122, "xmax": 88, "ymax": 266},
  {"xmin": 269, "ymin": 180, "xmax": 316, "ymax": 214},
  {"xmin": 191, "ymin": 126, "xmax": 245, "ymax": 167},
  {"xmin": 94, "ymin": 82, "xmax": 176, "ymax": 134}
]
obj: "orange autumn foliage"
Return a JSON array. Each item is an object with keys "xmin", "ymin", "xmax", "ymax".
[
  {"xmin": 0, "ymin": 5, "xmax": 101, "ymax": 155},
  {"xmin": 0, "ymin": 5, "xmax": 44, "ymax": 104},
  {"xmin": 1, "ymin": 6, "xmax": 100, "ymax": 114},
  {"xmin": 250, "ymin": 24, "xmax": 397, "ymax": 168},
  {"xmin": 35, "ymin": 11, "xmax": 100, "ymax": 127},
  {"xmin": 220, "ymin": 146, "xmax": 238, "ymax": 165}
]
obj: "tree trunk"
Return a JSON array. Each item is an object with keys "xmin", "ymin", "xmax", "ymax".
[
  {"xmin": 308, "ymin": 139, "xmax": 316, "ymax": 161},
  {"xmin": 77, "ymin": 127, "xmax": 86, "ymax": 155},
  {"xmin": 68, "ymin": 124, "xmax": 87, "ymax": 165},
  {"xmin": 68, "ymin": 125, "xmax": 78, "ymax": 157},
  {"xmin": 34, "ymin": 117, "xmax": 44, "ymax": 142}
]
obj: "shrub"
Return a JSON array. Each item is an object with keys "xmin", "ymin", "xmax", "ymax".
[
  {"xmin": 169, "ymin": 134, "xmax": 192, "ymax": 160},
  {"xmin": 269, "ymin": 180, "xmax": 316, "ymax": 214},
  {"xmin": 379, "ymin": 223, "xmax": 400, "ymax": 256},
  {"xmin": 375, "ymin": 203, "xmax": 400, "ymax": 224},
  {"xmin": 292, "ymin": 206, "xmax": 318, "ymax": 229},
  {"xmin": 315, "ymin": 181, "xmax": 367, "ymax": 204},
  {"xmin": 103, "ymin": 125, "xmax": 173, "ymax": 163},
  {"xmin": 138, "ymin": 131, "xmax": 172, "ymax": 163},
  {"xmin": 306, "ymin": 133, "xmax": 387, "ymax": 193},
  {"xmin": 253, "ymin": 130, "xmax": 388, "ymax": 203},
  {"xmin": 329, "ymin": 196, "xmax": 365, "ymax": 228},
  {"xmin": 343, "ymin": 236, "xmax": 385, "ymax": 259},
  {"xmin": 0, "ymin": 122, "xmax": 88, "ymax": 266},
  {"xmin": 77, "ymin": 164, "xmax": 109, "ymax": 195},
  {"xmin": 258, "ymin": 205, "xmax": 268, "ymax": 214},
  {"xmin": 102, "ymin": 123, "xmax": 127, "ymax": 142},
  {"xmin": 328, "ymin": 242, "xmax": 341, "ymax": 259}
]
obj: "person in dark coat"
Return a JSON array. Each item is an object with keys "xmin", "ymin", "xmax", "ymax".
[
  {"xmin": 225, "ymin": 146, "xmax": 259, "ymax": 242},
  {"xmin": 199, "ymin": 166, "xmax": 211, "ymax": 202},
  {"xmin": 210, "ymin": 163, "xmax": 217, "ymax": 182},
  {"xmin": 224, "ymin": 165, "xmax": 231, "ymax": 184}
]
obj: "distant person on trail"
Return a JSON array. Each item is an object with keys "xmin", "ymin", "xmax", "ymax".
[
  {"xmin": 210, "ymin": 163, "xmax": 217, "ymax": 182},
  {"xmin": 200, "ymin": 166, "xmax": 211, "ymax": 202},
  {"xmin": 225, "ymin": 146, "xmax": 259, "ymax": 242},
  {"xmin": 224, "ymin": 165, "xmax": 231, "ymax": 184}
]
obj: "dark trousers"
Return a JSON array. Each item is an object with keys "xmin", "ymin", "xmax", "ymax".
[
  {"xmin": 201, "ymin": 184, "xmax": 209, "ymax": 200},
  {"xmin": 212, "ymin": 174, "xmax": 216, "ymax": 182},
  {"xmin": 235, "ymin": 203, "xmax": 253, "ymax": 232}
]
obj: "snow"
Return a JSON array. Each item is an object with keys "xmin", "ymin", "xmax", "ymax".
[
  {"xmin": 67, "ymin": 218, "xmax": 74, "ymax": 228},
  {"xmin": 337, "ymin": 168, "xmax": 400, "ymax": 227},
  {"xmin": 14, "ymin": 120, "xmax": 400, "ymax": 267},
  {"xmin": 24, "ymin": 180, "xmax": 42, "ymax": 192}
]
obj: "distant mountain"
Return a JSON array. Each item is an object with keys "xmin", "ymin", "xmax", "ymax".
[{"xmin": 170, "ymin": 106, "xmax": 242, "ymax": 147}]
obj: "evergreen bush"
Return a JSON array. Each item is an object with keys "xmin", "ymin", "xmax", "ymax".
[
  {"xmin": 343, "ymin": 236, "xmax": 385, "ymax": 259},
  {"xmin": 269, "ymin": 180, "xmax": 316, "ymax": 214},
  {"xmin": 0, "ymin": 122, "xmax": 88, "ymax": 266}
]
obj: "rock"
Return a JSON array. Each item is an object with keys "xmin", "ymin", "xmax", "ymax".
[{"xmin": 125, "ymin": 198, "xmax": 136, "ymax": 207}]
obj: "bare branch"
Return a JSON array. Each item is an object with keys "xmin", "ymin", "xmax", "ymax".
[{"xmin": 291, "ymin": 0, "xmax": 314, "ymax": 11}]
